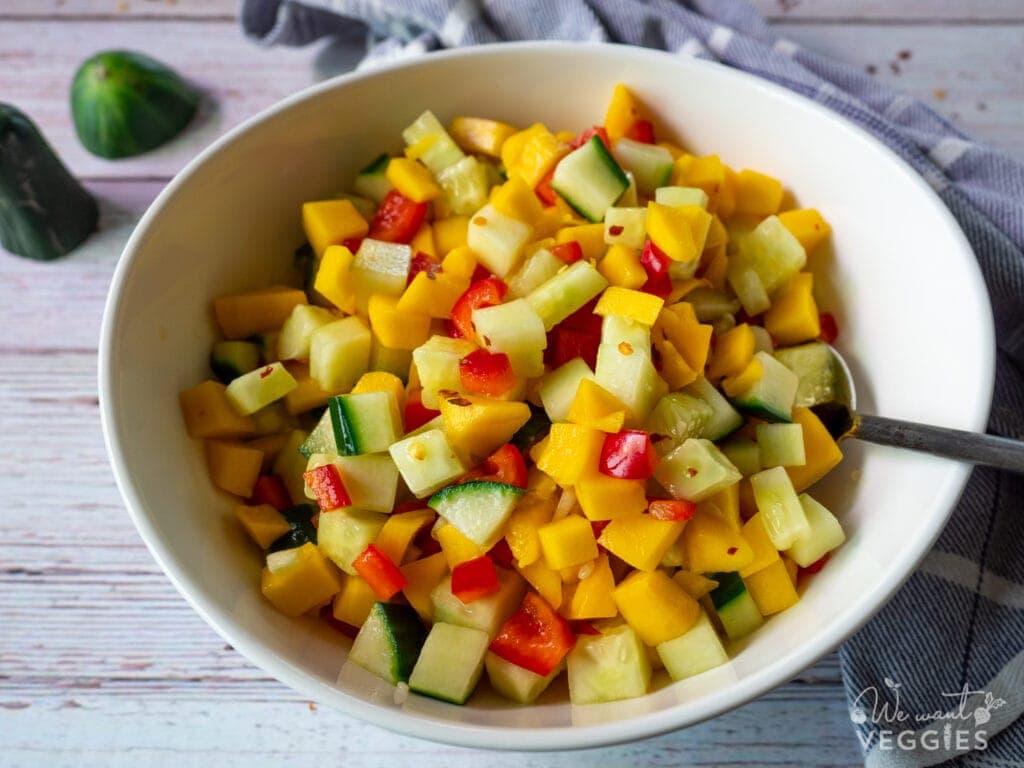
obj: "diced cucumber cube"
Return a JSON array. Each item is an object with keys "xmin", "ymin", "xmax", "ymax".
[
  {"xmin": 686, "ymin": 289, "xmax": 741, "ymax": 323},
  {"xmin": 727, "ymin": 262, "xmax": 771, "ymax": 316},
  {"xmin": 774, "ymin": 341, "xmax": 849, "ymax": 408},
  {"xmin": 657, "ymin": 611, "xmax": 729, "ymax": 681},
  {"xmin": 526, "ymin": 260, "xmax": 608, "ymax": 331},
  {"xmin": 653, "ymin": 438, "xmax": 742, "ymax": 503},
  {"xmin": 251, "ymin": 402, "xmax": 291, "ymax": 435},
  {"xmin": 729, "ymin": 351, "xmax": 799, "ymax": 423},
  {"xmin": 718, "ymin": 436, "xmax": 763, "ymax": 477},
  {"xmin": 750, "ymin": 325, "xmax": 774, "ymax": 355},
  {"xmin": 299, "ymin": 410, "xmax": 335, "ymax": 458},
  {"xmin": 272, "ymin": 429, "xmax": 309, "ymax": 506},
  {"xmin": 654, "ymin": 186, "xmax": 710, "ymax": 209},
  {"xmin": 328, "ymin": 453, "xmax": 400, "ymax": 514},
  {"xmin": 317, "ymin": 507, "xmax": 387, "ymax": 574},
  {"xmin": 430, "ymin": 567, "xmax": 526, "ymax": 638},
  {"xmin": 353, "ymin": 153, "xmax": 393, "ymax": 203},
  {"xmin": 750, "ymin": 466, "xmax": 810, "ymax": 549},
  {"xmin": 710, "ymin": 572, "xmax": 763, "ymax": 640},
  {"xmin": 645, "ymin": 392, "xmax": 713, "ymax": 443},
  {"xmin": 507, "ymin": 247, "xmax": 564, "ymax": 299},
  {"xmin": 409, "ymin": 622, "xmax": 490, "ymax": 704},
  {"xmin": 785, "ymin": 494, "xmax": 845, "ymax": 567},
  {"xmin": 412, "ymin": 335, "xmax": 476, "ymax": 409},
  {"xmin": 485, "ymin": 652, "xmax": 561, "ymax": 704},
  {"xmin": 278, "ymin": 305, "xmax": 337, "ymax": 362},
  {"xmin": 618, "ymin": 171, "xmax": 639, "ymax": 207},
  {"xmin": 756, "ymin": 423, "xmax": 806, "ymax": 467},
  {"xmin": 210, "ymin": 340, "xmax": 261, "ymax": 383},
  {"xmin": 369, "ymin": 337, "xmax": 413, "ymax": 382},
  {"xmin": 403, "ymin": 110, "xmax": 465, "ymax": 175},
  {"xmin": 603, "ymin": 207, "xmax": 647, "ymax": 250},
  {"xmin": 612, "ymin": 138, "xmax": 674, "ymax": 196},
  {"xmin": 225, "ymin": 362, "xmax": 297, "ymax": 416},
  {"xmin": 389, "ymin": 428, "xmax": 465, "ymax": 498},
  {"xmin": 351, "ymin": 239, "xmax": 413, "ymax": 314},
  {"xmin": 438, "ymin": 155, "xmax": 489, "ymax": 216},
  {"xmin": 567, "ymin": 623, "xmax": 652, "ymax": 705},
  {"xmin": 329, "ymin": 391, "xmax": 401, "ymax": 455},
  {"xmin": 309, "ymin": 316, "xmax": 371, "ymax": 394},
  {"xmin": 594, "ymin": 341, "xmax": 666, "ymax": 425},
  {"xmin": 467, "ymin": 204, "xmax": 532, "ymax": 279},
  {"xmin": 428, "ymin": 480, "xmax": 525, "ymax": 548},
  {"xmin": 472, "ymin": 299, "xmax": 547, "ymax": 378},
  {"xmin": 539, "ymin": 358, "xmax": 595, "ymax": 423},
  {"xmin": 551, "ymin": 136, "xmax": 629, "ymax": 223},
  {"xmin": 739, "ymin": 215, "xmax": 807, "ymax": 295},
  {"xmin": 349, "ymin": 602, "xmax": 427, "ymax": 684}
]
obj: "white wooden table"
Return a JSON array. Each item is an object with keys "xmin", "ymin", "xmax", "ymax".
[{"xmin": 2, "ymin": 3, "xmax": 1021, "ymax": 765}]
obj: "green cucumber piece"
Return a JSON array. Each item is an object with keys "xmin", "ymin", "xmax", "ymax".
[
  {"xmin": 510, "ymin": 404, "xmax": 551, "ymax": 455},
  {"xmin": 618, "ymin": 171, "xmax": 639, "ymax": 207},
  {"xmin": 351, "ymin": 239, "xmax": 413, "ymax": 313},
  {"xmin": 683, "ymin": 377, "xmax": 744, "ymax": 441},
  {"xmin": 369, "ymin": 338, "xmax": 413, "ymax": 382},
  {"xmin": 645, "ymin": 392, "xmax": 713, "ymax": 444},
  {"xmin": 603, "ymin": 206, "xmax": 647, "ymax": 250},
  {"xmin": 485, "ymin": 652, "xmax": 561, "ymax": 704},
  {"xmin": 353, "ymin": 153, "xmax": 393, "ymax": 203},
  {"xmin": 472, "ymin": 298, "xmax": 547, "ymax": 378},
  {"xmin": 333, "ymin": 454, "xmax": 400, "ymax": 514},
  {"xmin": 756, "ymin": 423, "xmax": 806, "ymax": 467},
  {"xmin": 657, "ymin": 611, "xmax": 729, "ymax": 681},
  {"xmin": 430, "ymin": 567, "xmax": 525, "ymax": 638},
  {"xmin": 224, "ymin": 362, "xmax": 297, "ymax": 416},
  {"xmin": 328, "ymin": 391, "xmax": 401, "ymax": 456},
  {"xmin": 654, "ymin": 186, "xmax": 709, "ymax": 209},
  {"xmin": 317, "ymin": 507, "xmax": 387, "ymax": 574},
  {"xmin": 749, "ymin": 466, "xmax": 810, "ymax": 549},
  {"xmin": 785, "ymin": 494, "xmax": 845, "ymax": 567},
  {"xmin": 408, "ymin": 622, "xmax": 490, "ymax": 704},
  {"xmin": 738, "ymin": 215, "xmax": 807, "ymax": 295},
  {"xmin": 686, "ymin": 288, "xmax": 741, "ymax": 323},
  {"xmin": 412, "ymin": 335, "xmax": 476, "ymax": 409},
  {"xmin": 309, "ymin": 316, "xmax": 372, "ymax": 394},
  {"xmin": 506, "ymin": 247, "xmax": 563, "ymax": 299},
  {"xmin": 272, "ymin": 429, "xmax": 309, "ymax": 506},
  {"xmin": 653, "ymin": 438, "xmax": 742, "ymax": 503},
  {"xmin": 278, "ymin": 305, "xmax": 337, "ymax": 362},
  {"xmin": 611, "ymin": 138, "xmax": 673, "ymax": 196},
  {"xmin": 526, "ymin": 260, "xmax": 609, "ymax": 332},
  {"xmin": 539, "ymin": 357, "xmax": 595, "ymax": 423},
  {"xmin": 250, "ymin": 402, "xmax": 291, "ymax": 436},
  {"xmin": 267, "ymin": 504, "xmax": 317, "ymax": 553},
  {"xmin": 773, "ymin": 341, "xmax": 849, "ymax": 408},
  {"xmin": 551, "ymin": 136, "xmax": 629, "ymax": 222},
  {"xmin": 299, "ymin": 410, "xmax": 335, "ymax": 458},
  {"xmin": 709, "ymin": 572, "xmax": 763, "ymax": 640},
  {"xmin": 729, "ymin": 351, "xmax": 799, "ymax": 423},
  {"xmin": 210, "ymin": 340, "xmax": 261, "ymax": 383},
  {"xmin": 594, "ymin": 340, "xmax": 666, "ymax": 425},
  {"xmin": 389, "ymin": 428, "xmax": 466, "ymax": 498},
  {"xmin": 466, "ymin": 203, "xmax": 531, "ymax": 279},
  {"xmin": 402, "ymin": 110, "xmax": 465, "ymax": 175},
  {"xmin": 727, "ymin": 262, "xmax": 771, "ymax": 316},
  {"xmin": 428, "ymin": 480, "xmax": 525, "ymax": 548},
  {"xmin": 567, "ymin": 623, "xmax": 652, "ymax": 704},
  {"xmin": 718, "ymin": 436, "xmax": 762, "ymax": 477},
  {"xmin": 349, "ymin": 602, "xmax": 427, "ymax": 684},
  {"xmin": 437, "ymin": 155, "xmax": 489, "ymax": 216}
]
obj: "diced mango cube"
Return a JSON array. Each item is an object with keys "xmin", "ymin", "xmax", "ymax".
[
  {"xmin": 450, "ymin": 116, "xmax": 518, "ymax": 158},
  {"xmin": 437, "ymin": 392, "xmax": 532, "ymax": 461},
  {"xmin": 331, "ymin": 574, "xmax": 378, "ymax": 627},
  {"xmin": 212, "ymin": 287, "xmax": 308, "ymax": 340},
  {"xmin": 410, "ymin": 223, "xmax": 436, "ymax": 257},
  {"xmin": 786, "ymin": 406, "xmax": 843, "ymax": 492},
  {"xmin": 233, "ymin": 504, "xmax": 291, "ymax": 549},
  {"xmin": 206, "ymin": 439, "xmax": 263, "ymax": 497},
  {"xmin": 397, "ymin": 270, "xmax": 468, "ymax": 319},
  {"xmin": 721, "ymin": 357, "xmax": 764, "ymax": 398},
  {"xmin": 575, "ymin": 474, "xmax": 648, "ymax": 521},
  {"xmin": 673, "ymin": 570, "xmax": 719, "ymax": 600},
  {"xmin": 556, "ymin": 223, "xmax": 607, "ymax": 262},
  {"xmin": 743, "ymin": 559, "xmax": 799, "ymax": 615},
  {"xmin": 567, "ymin": 378, "xmax": 627, "ymax": 433},
  {"xmin": 436, "ymin": 522, "xmax": 486, "ymax": 567},
  {"xmin": 598, "ymin": 244, "xmax": 647, "ymax": 289},
  {"xmin": 283, "ymin": 362, "xmax": 332, "ymax": 415},
  {"xmin": 680, "ymin": 506, "xmax": 754, "ymax": 573},
  {"xmin": 538, "ymin": 515, "xmax": 598, "ymax": 570},
  {"xmin": 645, "ymin": 203, "xmax": 696, "ymax": 263},
  {"xmin": 764, "ymin": 272, "xmax": 820, "ymax": 346},
  {"xmin": 613, "ymin": 570, "xmax": 700, "ymax": 645},
  {"xmin": 302, "ymin": 199, "xmax": 369, "ymax": 257},
  {"xmin": 368, "ymin": 293, "xmax": 431, "ymax": 350},
  {"xmin": 261, "ymin": 542, "xmax": 344, "ymax": 617},
  {"xmin": 604, "ymin": 84, "xmax": 642, "ymax": 142},
  {"xmin": 400, "ymin": 552, "xmax": 450, "ymax": 621},
  {"xmin": 562, "ymin": 554, "xmax": 617, "ymax": 620},
  {"xmin": 433, "ymin": 216, "xmax": 470, "ymax": 256},
  {"xmin": 507, "ymin": 126, "xmax": 569, "ymax": 187},
  {"xmin": 179, "ymin": 380, "xmax": 256, "ymax": 438},
  {"xmin": 598, "ymin": 514, "xmax": 685, "ymax": 571},
  {"xmin": 778, "ymin": 208, "xmax": 831, "ymax": 252},
  {"xmin": 505, "ymin": 492, "xmax": 557, "ymax": 567},
  {"xmin": 535, "ymin": 423, "xmax": 605, "ymax": 487},
  {"xmin": 385, "ymin": 157, "xmax": 442, "ymax": 203},
  {"xmin": 594, "ymin": 286, "xmax": 665, "ymax": 327},
  {"xmin": 375, "ymin": 508, "xmax": 435, "ymax": 564},
  {"xmin": 313, "ymin": 245, "xmax": 357, "ymax": 314},
  {"xmin": 734, "ymin": 169, "xmax": 784, "ymax": 217},
  {"xmin": 739, "ymin": 512, "xmax": 782, "ymax": 577},
  {"xmin": 491, "ymin": 177, "xmax": 544, "ymax": 226},
  {"xmin": 516, "ymin": 560, "xmax": 563, "ymax": 609},
  {"xmin": 707, "ymin": 323, "xmax": 756, "ymax": 380}
]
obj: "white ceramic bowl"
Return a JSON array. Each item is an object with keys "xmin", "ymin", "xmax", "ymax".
[{"xmin": 100, "ymin": 42, "xmax": 994, "ymax": 750}]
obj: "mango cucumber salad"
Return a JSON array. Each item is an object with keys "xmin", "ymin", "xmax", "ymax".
[{"xmin": 178, "ymin": 84, "xmax": 848, "ymax": 707}]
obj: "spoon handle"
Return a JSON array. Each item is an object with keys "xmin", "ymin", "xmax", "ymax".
[{"xmin": 855, "ymin": 414, "xmax": 1024, "ymax": 474}]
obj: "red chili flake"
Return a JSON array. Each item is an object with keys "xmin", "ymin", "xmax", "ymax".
[
  {"xmin": 685, "ymin": 467, "xmax": 698, "ymax": 478},
  {"xmin": 726, "ymin": 546, "xmax": 738, "ymax": 556},
  {"xmin": 609, "ymin": 225, "xmax": 624, "ymax": 236},
  {"xmin": 259, "ymin": 365, "xmax": 274, "ymax": 379}
]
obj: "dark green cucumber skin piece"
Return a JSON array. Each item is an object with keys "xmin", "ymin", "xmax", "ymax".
[
  {"xmin": 328, "ymin": 396, "xmax": 360, "ymax": 456},
  {"xmin": 209, "ymin": 342, "xmax": 260, "ymax": 384},
  {"xmin": 71, "ymin": 50, "xmax": 199, "ymax": 159},
  {"xmin": 552, "ymin": 136, "xmax": 628, "ymax": 222},
  {"xmin": 374, "ymin": 602, "xmax": 428, "ymax": 683},
  {"xmin": 428, "ymin": 480, "xmax": 525, "ymax": 508},
  {"xmin": 511, "ymin": 403, "xmax": 551, "ymax": 455},
  {"xmin": 294, "ymin": 241, "xmax": 318, "ymax": 296},
  {"xmin": 267, "ymin": 504, "xmax": 318, "ymax": 552},
  {"xmin": 358, "ymin": 153, "xmax": 391, "ymax": 176},
  {"xmin": 709, "ymin": 571, "xmax": 747, "ymax": 609},
  {"xmin": 0, "ymin": 103, "xmax": 98, "ymax": 261},
  {"xmin": 733, "ymin": 400, "xmax": 792, "ymax": 424}
]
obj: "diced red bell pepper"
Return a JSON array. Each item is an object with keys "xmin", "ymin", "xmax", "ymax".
[
  {"xmin": 480, "ymin": 444, "xmax": 529, "ymax": 489},
  {"xmin": 251, "ymin": 475, "xmax": 291, "ymax": 511},
  {"xmin": 570, "ymin": 125, "xmax": 611, "ymax": 151},
  {"xmin": 404, "ymin": 387, "xmax": 440, "ymax": 432},
  {"xmin": 648, "ymin": 498, "xmax": 697, "ymax": 522},
  {"xmin": 561, "ymin": 297, "xmax": 604, "ymax": 335},
  {"xmin": 570, "ymin": 620, "xmax": 601, "ymax": 636},
  {"xmin": 352, "ymin": 544, "xmax": 408, "ymax": 600},
  {"xmin": 449, "ymin": 276, "xmax": 507, "ymax": 341},
  {"xmin": 451, "ymin": 555, "xmax": 501, "ymax": 604},
  {"xmin": 302, "ymin": 464, "xmax": 352, "ymax": 511},
  {"xmin": 639, "ymin": 240, "xmax": 673, "ymax": 298},
  {"xmin": 367, "ymin": 189, "xmax": 428, "ymax": 244},
  {"xmin": 549, "ymin": 241, "xmax": 584, "ymax": 264},
  {"xmin": 489, "ymin": 592, "xmax": 576, "ymax": 676},
  {"xmin": 459, "ymin": 349, "xmax": 516, "ymax": 397},
  {"xmin": 535, "ymin": 169, "xmax": 559, "ymax": 207},
  {"xmin": 470, "ymin": 263, "xmax": 492, "ymax": 283},
  {"xmin": 624, "ymin": 119, "xmax": 656, "ymax": 144},
  {"xmin": 818, "ymin": 312, "xmax": 839, "ymax": 344},
  {"xmin": 544, "ymin": 326, "xmax": 600, "ymax": 370},
  {"xmin": 801, "ymin": 553, "xmax": 831, "ymax": 576},
  {"xmin": 408, "ymin": 251, "xmax": 443, "ymax": 285},
  {"xmin": 342, "ymin": 236, "xmax": 364, "ymax": 253},
  {"xmin": 599, "ymin": 430, "xmax": 658, "ymax": 480},
  {"xmin": 487, "ymin": 538, "xmax": 516, "ymax": 569}
]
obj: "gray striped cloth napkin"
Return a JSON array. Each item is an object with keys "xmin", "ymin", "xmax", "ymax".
[{"xmin": 239, "ymin": 1, "xmax": 1024, "ymax": 764}]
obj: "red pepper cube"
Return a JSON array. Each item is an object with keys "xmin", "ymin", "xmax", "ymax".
[
  {"xmin": 352, "ymin": 544, "xmax": 408, "ymax": 600},
  {"xmin": 458, "ymin": 349, "xmax": 516, "ymax": 397},
  {"xmin": 489, "ymin": 592, "xmax": 576, "ymax": 676},
  {"xmin": 449, "ymin": 276, "xmax": 507, "ymax": 341},
  {"xmin": 802, "ymin": 553, "xmax": 831, "ymax": 576},
  {"xmin": 403, "ymin": 386, "xmax": 440, "ymax": 432},
  {"xmin": 639, "ymin": 240, "xmax": 673, "ymax": 298},
  {"xmin": 479, "ymin": 443, "xmax": 529, "ymax": 489},
  {"xmin": 302, "ymin": 464, "xmax": 351, "ymax": 511},
  {"xmin": 250, "ymin": 475, "xmax": 292, "ymax": 511},
  {"xmin": 368, "ymin": 189, "xmax": 428, "ymax": 244},
  {"xmin": 408, "ymin": 251, "xmax": 442, "ymax": 285},
  {"xmin": 570, "ymin": 125, "xmax": 611, "ymax": 151},
  {"xmin": 544, "ymin": 326, "xmax": 600, "ymax": 370},
  {"xmin": 624, "ymin": 119, "xmax": 656, "ymax": 144},
  {"xmin": 648, "ymin": 498, "xmax": 697, "ymax": 522},
  {"xmin": 599, "ymin": 430, "xmax": 658, "ymax": 480},
  {"xmin": 570, "ymin": 620, "xmax": 601, "ymax": 636},
  {"xmin": 450, "ymin": 555, "xmax": 501, "ymax": 604},
  {"xmin": 549, "ymin": 241, "xmax": 584, "ymax": 264},
  {"xmin": 535, "ymin": 169, "xmax": 559, "ymax": 207},
  {"xmin": 487, "ymin": 538, "xmax": 516, "ymax": 569},
  {"xmin": 818, "ymin": 312, "xmax": 839, "ymax": 344}
]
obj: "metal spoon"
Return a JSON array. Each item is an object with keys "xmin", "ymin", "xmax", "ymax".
[{"xmin": 807, "ymin": 346, "xmax": 1024, "ymax": 474}]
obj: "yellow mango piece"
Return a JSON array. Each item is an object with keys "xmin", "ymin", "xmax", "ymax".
[
  {"xmin": 282, "ymin": 362, "xmax": 331, "ymax": 415},
  {"xmin": 705, "ymin": 215, "xmax": 729, "ymax": 250},
  {"xmin": 247, "ymin": 433, "xmax": 290, "ymax": 473},
  {"xmin": 433, "ymin": 216, "xmax": 469, "ymax": 256},
  {"xmin": 778, "ymin": 208, "xmax": 831, "ymax": 252},
  {"xmin": 441, "ymin": 246, "xmax": 478, "ymax": 280},
  {"xmin": 645, "ymin": 202, "xmax": 698, "ymax": 263},
  {"xmin": 575, "ymin": 474, "xmax": 648, "ymax": 521},
  {"xmin": 397, "ymin": 270, "xmax": 468, "ymax": 319},
  {"xmin": 739, "ymin": 512, "xmax": 782, "ymax": 577},
  {"xmin": 703, "ymin": 249, "xmax": 729, "ymax": 292},
  {"xmin": 594, "ymin": 286, "xmax": 665, "ymax": 327},
  {"xmin": 352, "ymin": 370, "xmax": 406, "ymax": 423},
  {"xmin": 205, "ymin": 439, "xmax": 263, "ymax": 497},
  {"xmin": 535, "ymin": 423, "xmax": 605, "ymax": 487},
  {"xmin": 613, "ymin": 570, "xmax": 700, "ymax": 645},
  {"xmin": 604, "ymin": 83, "xmax": 642, "ymax": 142},
  {"xmin": 500, "ymin": 123, "xmax": 544, "ymax": 173},
  {"xmin": 437, "ymin": 392, "xmax": 532, "ymax": 461},
  {"xmin": 673, "ymin": 570, "xmax": 720, "ymax": 600},
  {"xmin": 563, "ymin": 554, "xmax": 618, "ymax": 620},
  {"xmin": 234, "ymin": 504, "xmax": 291, "ymax": 549},
  {"xmin": 516, "ymin": 560, "xmax": 563, "ymax": 609},
  {"xmin": 599, "ymin": 244, "xmax": 646, "ymax": 289},
  {"xmin": 556, "ymin": 223, "xmax": 607, "ymax": 262},
  {"xmin": 652, "ymin": 303, "xmax": 713, "ymax": 389},
  {"xmin": 212, "ymin": 287, "xmax": 308, "ymax": 340},
  {"xmin": 680, "ymin": 507, "xmax": 755, "ymax": 573},
  {"xmin": 538, "ymin": 515, "xmax": 598, "ymax": 570},
  {"xmin": 651, "ymin": 338, "xmax": 698, "ymax": 390},
  {"xmin": 598, "ymin": 514, "xmax": 685, "ymax": 571},
  {"xmin": 658, "ymin": 141, "xmax": 686, "ymax": 160},
  {"xmin": 567, "ymin": 378, "xmax": 627, "ymax": 433},
  {"xmin": 261, "ymin": 542, "xmax": 344, "ymax": 617},
  {"xmin": 491, "ymin": 177, "xmax": 544, "ymax": 226},
  {"xmin": 436, "ymin": 522, "xmax": 486, "ymax": 567},
  {"xmin": 368, "ymin": 293, "xmax": 432, "ymax": 350},
  {"xmin": 449, "ymin": 116, "xmax": 517, "ymax": 157},
  {"xmin": 506, "ymin": 492, "xmax": 557, "ymax": 567},
  {"xmin": 179, "ymin": 380, "xmax": 256, "ymax": 439},
  {"xmin": 385, "ymin": 157, "xmax": 442, "ymax": 203},
  {"xmin": 302, "ymin": 199, "xmax": 369, "ymax": 258},
  {"xmin": 707, "ymin": 323, "xmax": 756, "ymax": 380},
  {"xmin": 701, "ymin": 483, "xmax": 741, "ymax": 532},
  {"xmin": 734, "ymin": 169, "xmax": 784, "ymax": 217},
  {"xmin": 375, "ymin": 508, "xmax": 435, "ymax": 564},
  {"xmin": 400, "ymin": 552, "xmax": 449, "ymax": 621},
  {"xmin": 513, "ymin": 128, "xmax": 570, "ymax": 188},
  {"xmin": 410, "ymin": 223, "xmax": 437, "ymax": 257},
  {"xmin": 721, "ymin": 357, "xmax": 764, "ymax": 398},
  {"xmin": 534, "ymin": 204, "xmax": 578, "ymax": 240},
  {"xmin": 782, "ymin": 554, "xmax": 799, "ymax": 585},
  {"xmin": 786, "ymin": 406, "xmax": 843, "ymax": 492},
  {"xmin": 764, "ymin": 272, "xmax": 820, "ymax": 346},
  {"xmin": 743, "ymin": 558, "xmax": 799, "ymax": 615},
  {"xmin": 331, "ymin": 574, "xmax": 378, "ymax": 627},
  {"xmin": 718, "ymin": 166, "xmax": 739, "ymax": 219},
  {"xmin": 313, "ymin": 245, "xmax": 357, "ymax": 314}
]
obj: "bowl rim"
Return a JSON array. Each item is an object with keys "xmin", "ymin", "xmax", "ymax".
[{"xmin": 98, "ymin": 40, "xmax": 995, "ymax": 751}]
